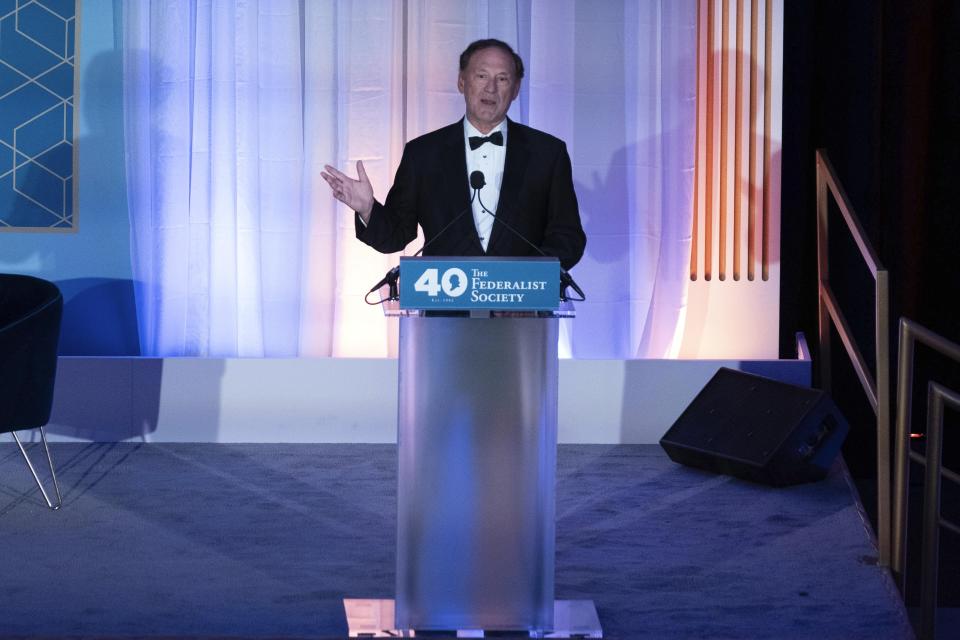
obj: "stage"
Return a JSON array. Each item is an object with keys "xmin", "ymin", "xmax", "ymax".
[{"xmin": 1, "ymin": 443, "xmax": 910, "ymax": 639}]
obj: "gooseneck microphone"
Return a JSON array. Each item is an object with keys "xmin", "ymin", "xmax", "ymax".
[
  {"xmin": 366, "ymin": 265, "xmax": 400, "ymax": 296},
  {"xmin": 364, "ymin": 171, "xmax": 485, "ymax": 304},
  {"xmin": 473, "ymin": 172, "xmax": 586, "ymax": 302},
  {"xmin": 412, "ymin": 170, "xmax": 486, "ymax": 258}
]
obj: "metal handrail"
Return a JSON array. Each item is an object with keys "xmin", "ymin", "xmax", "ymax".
[
  {"xmin": 919, "ymin": 383, "xmax": 959, "ymax": 640},
  {"xmin": 815, "ymin": 149, "xmax": 892, "ymax": 566},
  {"xmin": 893, "ymin": 319, "xmax": 960, "ymax": 638}
]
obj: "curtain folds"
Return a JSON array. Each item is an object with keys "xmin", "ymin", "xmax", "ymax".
[{"xmin": 123, "ymin": 0, "xmax": 696, "ymax": 359}]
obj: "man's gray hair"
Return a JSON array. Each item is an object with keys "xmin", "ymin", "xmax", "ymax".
[{"xmin": 459, "ymin": 39, "xmax": 525, "ymax": 79}]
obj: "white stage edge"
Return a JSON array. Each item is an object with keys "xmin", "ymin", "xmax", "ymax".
[{"xmin": 42, "ymin": 338, "xmax": 810, "ymax": 444}]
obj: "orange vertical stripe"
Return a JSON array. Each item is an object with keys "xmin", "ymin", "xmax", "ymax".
[
  {"xmin": 718, "ymin": 0, "xmax": 728, "ymax": 280},
  {"xmin": 691, "ymin": 0, "xmax": 703, "ymax": 280},
  {"xmin": 733, "ymin": 0, "xmax": 744, "ymax": 280},
  {"xmin": 762, "ymin": 0, "xmax": 772, "ymax": 281},
  {"xmin": 704, "ymin": 0, "xmax": 714, "ymax": 281},
  {"xmin": 747, "ymin": 0, "xmax": 758, "ymax": 281}
]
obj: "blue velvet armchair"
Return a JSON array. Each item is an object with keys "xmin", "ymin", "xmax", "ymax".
[{"xmin": 0, "ymin": 274, "xmax": 64, "ymax": 509}]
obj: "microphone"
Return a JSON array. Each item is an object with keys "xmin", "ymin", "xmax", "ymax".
[
  {"xmin": 469, "ymin": 169, "xmax": 485, "ymax": 191},
  {"xmin": 367, "ymin": 265, "xmax": 400, "ymax": 295},
  {"xmin": 412, "ymin": 170, "xmax": 485, "ymax": 258},
  {"xmin": 560, "ymin": 270, "xmax": 586, "ymax": 301},
  {"xmin": 365, "ymin": 171, "xmax": 484, "ymax": 302},
  {"xmin": 475, "ymin": 182, "xmax": 586, "ymax": 302}
]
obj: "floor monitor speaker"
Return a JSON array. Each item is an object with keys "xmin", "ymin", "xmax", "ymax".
[{"xmin": 659, "ymin": 368, "xmax": 849, "ymax": 486}]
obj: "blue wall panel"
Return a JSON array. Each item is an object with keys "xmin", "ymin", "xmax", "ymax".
[
  {"xmin": 0, "ymin": 1, "xmax": 139, "ymax": 356},
  {"xmin": 0, "ymin": 0, "xmax": 76, "ymax": 230}
]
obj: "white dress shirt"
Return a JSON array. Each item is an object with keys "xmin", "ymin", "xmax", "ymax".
[{"xmin": 463, "ymin": 118, "xmax": 507, "ymax": 251}]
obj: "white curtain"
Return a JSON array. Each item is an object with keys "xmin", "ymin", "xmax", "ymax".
[
  {"xmin": 527, "ymin": 0, "xmax": 697, "ymax": 357},
  {"xmin": 123, "ymin": 0, "xmax": 696, "ymax": 359}
]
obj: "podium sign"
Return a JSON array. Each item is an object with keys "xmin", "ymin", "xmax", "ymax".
[{"xmin": 399, "ymin": 256, "xmax": 560, "ymax": 311}]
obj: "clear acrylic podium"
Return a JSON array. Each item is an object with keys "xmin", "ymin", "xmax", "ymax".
[
  {"xmin": 394, "ymin": 307, "xmax": 568, "ymax": 632},
  {"xmin": 343, "ymin": 260, "xmax": 600, "ymax": 638}
]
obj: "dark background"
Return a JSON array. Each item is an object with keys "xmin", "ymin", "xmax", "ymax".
[{"xmin": 780, "ymin": 0, "xmax": 960, "ymax": 607}]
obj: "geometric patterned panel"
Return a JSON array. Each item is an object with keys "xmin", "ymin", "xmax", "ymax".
[{"xmin": 0, "ymin": 0, "xmax": 77, "ymax": 231}]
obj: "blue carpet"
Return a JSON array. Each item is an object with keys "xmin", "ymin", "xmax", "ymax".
[{"xmin": 0, "ymin": 443, "xmax": 912, "ymax": 639}]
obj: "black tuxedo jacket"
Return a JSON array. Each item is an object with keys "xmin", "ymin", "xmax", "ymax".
[{"xmin": 355, "ymin": 118, "xmax": 586, "ymax": 270}]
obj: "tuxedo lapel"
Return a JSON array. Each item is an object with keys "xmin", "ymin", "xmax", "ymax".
[
  {"xmin": 487, "ymin": 118, "xmax": 529, "ymax": 254},
  {"xmin": 438, "ymin": 119, "xmax": 483, "ymax": 254}
]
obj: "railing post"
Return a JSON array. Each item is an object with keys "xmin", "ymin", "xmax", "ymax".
[
  {"xmin": 815, "ymin": 150, "xmax": 831, "ymax": 395},
  {"xmin": 876, "ymin": 269, "xmax": 891, "ymax": 566},
  {"xmin": 920, "ymin": 383, "xmax": 946, "ymax": 640},
  {"xmin": 892, "ymin": 319, "xmax": 914, "ymax": 588}
]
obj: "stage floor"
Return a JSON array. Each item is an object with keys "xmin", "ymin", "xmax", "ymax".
[{"xmin": 0, "ymin": 444, "xmax": 911, "ymax": 639}]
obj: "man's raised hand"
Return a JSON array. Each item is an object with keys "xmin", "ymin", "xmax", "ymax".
[{"xmin": 321, "ymin": 160, "xmax": 375, "ymax": 222}]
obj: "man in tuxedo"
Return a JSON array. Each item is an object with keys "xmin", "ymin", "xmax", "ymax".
[{"xmin": 321, "ymin": 39, "xmax": 586, "ymax": 271}]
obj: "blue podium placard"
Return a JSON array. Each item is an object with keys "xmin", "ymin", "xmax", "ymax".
[{"xmin": 399, "ymin": 257, "xmax": 560, "ymax": 311}]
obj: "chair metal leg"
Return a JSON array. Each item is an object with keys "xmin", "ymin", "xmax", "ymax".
[{"xmin": 11, "ymin": 427, "xmax": 62, "ymax": 510}]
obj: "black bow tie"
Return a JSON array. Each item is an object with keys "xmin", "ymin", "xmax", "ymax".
[{"xmin": 469, "ymin": 130, "xmax": 504, "ymax": 150}]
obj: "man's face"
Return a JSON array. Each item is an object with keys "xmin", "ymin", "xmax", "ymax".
[{"xmin": 458, "ymin": 46, "xmax": 521, "ymax": 134}]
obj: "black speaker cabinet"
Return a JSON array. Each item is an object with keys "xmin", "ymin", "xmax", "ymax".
[{"xmin": 659, "ymin": 368, "xmax": 849, "ymax": 486}]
